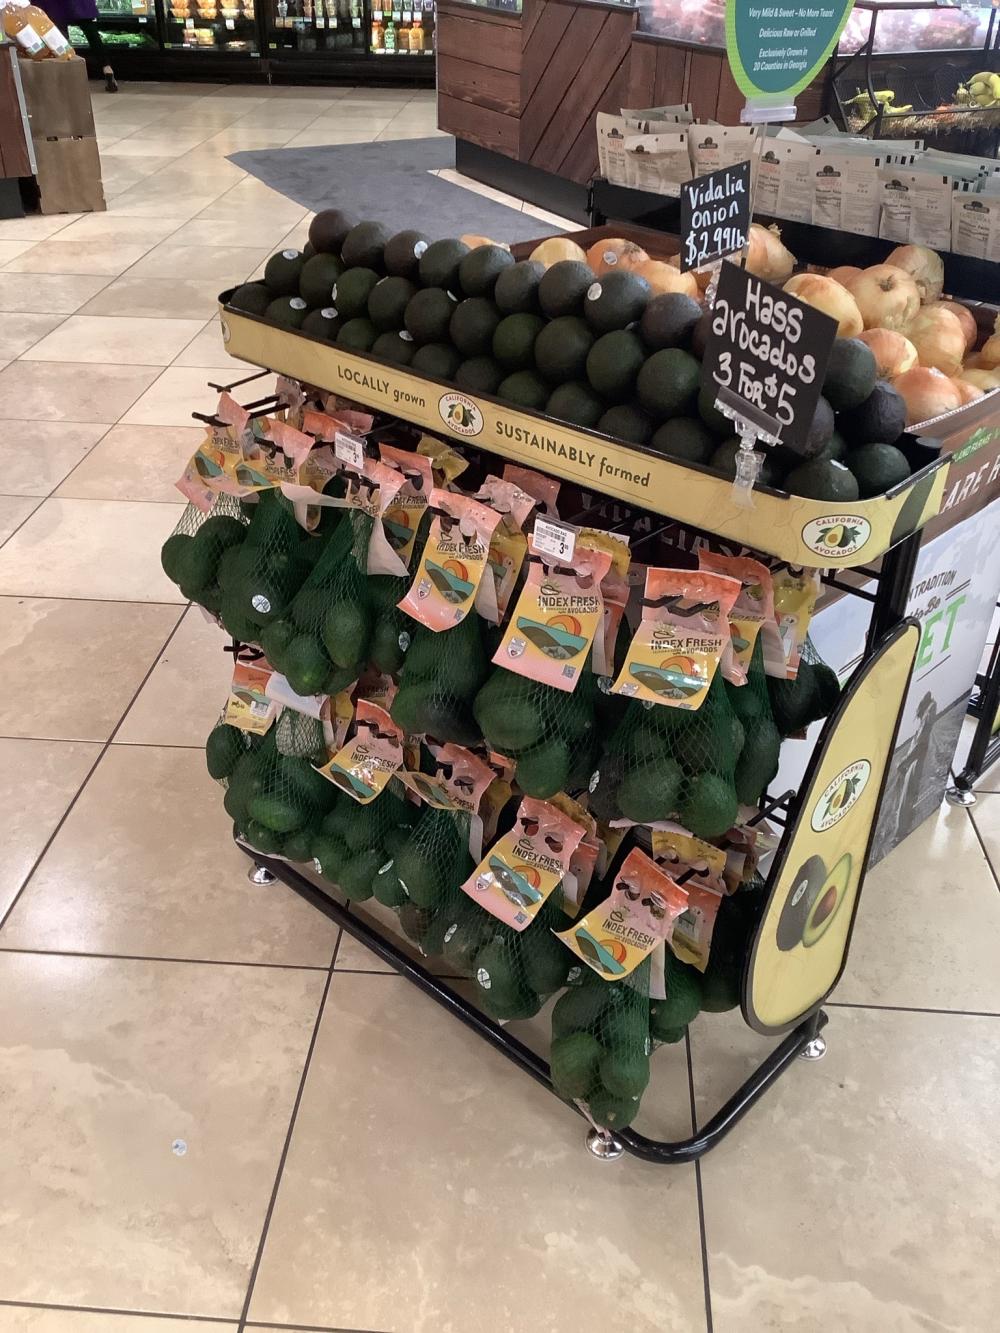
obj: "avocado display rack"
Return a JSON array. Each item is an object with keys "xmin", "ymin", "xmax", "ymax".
[
  {"xmin": 209, "ymin": 331, "xmax": 927, "ymax": 1161},
  {"xmin": 219, "ymin": 291, "xmax": 952, "ymax": 572}
]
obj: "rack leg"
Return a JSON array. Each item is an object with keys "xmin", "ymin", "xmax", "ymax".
[
  {"xmin": 586, "ymin": 1127, "xmax": 625, "ymax": 1161},
  {"xmin": 797, "ymin": 1010, "xmax": 827, "ymax": 1061},
  {"xmin": 248, "ymin": 862, "xmax": 278, "ymax": 886}
]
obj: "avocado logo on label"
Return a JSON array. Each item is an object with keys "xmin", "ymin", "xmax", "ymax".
[
  {"xmin": 439, "ymin": 392, "xmax": 484, "ymax": 438},
  {"xmin": 811, "ymin": 759, "xmax": 871, "ymax": 832},
  {"xmin": 801, "ymin": 514, "xmax": 872, "ymax": 558}
]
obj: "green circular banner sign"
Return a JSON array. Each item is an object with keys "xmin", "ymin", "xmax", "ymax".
[{"xmin": 726, "ymin": 0, "xmax": 856, "ymax": 101}]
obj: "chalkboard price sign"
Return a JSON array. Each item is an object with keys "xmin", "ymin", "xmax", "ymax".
[
  {"xmin": 701, "ymin": 260, "xmax": 837, "ymax": 454},
  {"xmin": 680, "ymin": 161, "xmax": 751, "ymax": 272}
]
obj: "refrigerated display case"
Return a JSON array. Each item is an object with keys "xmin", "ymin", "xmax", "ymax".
[
  {"xmin": 68, "ymin": 0, "xmax": 160, "ymax": 59},
  {"xmin": 68, "ymin": 0, "xmax": 436, "ymax": 79},
  {"xmin": 161, "ymin": 0, "xmax": 261, "ymax": 59},
  {"xmin": 262, "ymin": 0, "xmax": 435, "ymax": 77}
]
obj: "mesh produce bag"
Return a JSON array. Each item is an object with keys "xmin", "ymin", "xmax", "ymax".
[
  {"xmin": 549, "ymin": 960, "xmax": 654, "ymax": 1132},
  {"xmin": 217, "ymin": 723, "xmax": 338, "ymax": 859},
  {"xmin": 311, "ymin": 781, "xmax": 417, "ymax": 899},
  {"xmin": 699, "ymin": 872, "xmax": 769, "ymax": 1012},
  {"xmin": 209, "ymin": 489, "xmax": 315, "ymax": 646},
  {"xmin": 725, "ymin": 637, "xmax": 782, "ymax": 808},
  {"xmin": 390, "ymin": 613, "xmax": 491, "ymax": 746},
  {"xmin": 590, "ymin": 673, "xmax": 740, "ymax": 839},
  {"xmin": 160, "ymin": 494, "xmax": 250, "ymax": 615},
  {"xmin": 465, "ymin": 891, "xmax": 573, "ymax": 1022},
  {"xmin": 767, "ymin": 636, "xmax": 841, "ymax": 738},
  {"xmin": 472, "ymin": 666, "xmax": 600, "ymax": 799},
  {"xmin": 261, "ymin": 509, "xmax": 375, "ymax": 697}
]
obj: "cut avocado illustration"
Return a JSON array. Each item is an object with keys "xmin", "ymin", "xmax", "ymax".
[
  {"xmin": 776, "ymin": 854, "xmax": 825, "ymax": 952},
  {"xmin": 488, "ymin": 855, "xmax": 543, "ymax": 908},
  {"xmin": 776, "ymin": 852, "xmax": 852, "ymax": 951},
  {"xmin": 803, "ymin": 852, "xmax": 851, "ymax": 948},
  {"xmin": 515, "ymin": 617, "xmax": 588, "ymax": 661},
  {"xmin": 424, "ymin": 559, "xmax": 475, "ymax": 603},
  {"xmin": 572, "ymin": 926, "xmax": 627, "ymax": 976}
]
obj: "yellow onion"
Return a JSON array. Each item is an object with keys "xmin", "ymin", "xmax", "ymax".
[
  {"xmin": 894, "ymin": 366, "xmax": 963, "ymax": 424},
  {"xmin": 784, "ymin": 273, "xmax": 863, "ymax": 338}
]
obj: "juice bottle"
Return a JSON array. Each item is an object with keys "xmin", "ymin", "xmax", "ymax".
[
  {"xmin": 2, "ymin": 1, "xmax": 47, "ymax": 57},
  {"xmin": 22, "ymin": 1, "xmax": 72, "ymax": 57},
  {"xmin": 384, "ymin": 15, "xmax": 395, "ymax": 50},
  {"xmin": 370, "ymin": 9, "xmax": 382, "ymax": 48},
  {"xmin": 409, "ymin": 16, "xmax": 422, "ymax": 50}
]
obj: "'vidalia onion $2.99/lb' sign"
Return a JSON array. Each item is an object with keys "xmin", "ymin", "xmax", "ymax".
[{"xmin": 725, "ymin": 0, "xmax": 857, "ymax": 113}]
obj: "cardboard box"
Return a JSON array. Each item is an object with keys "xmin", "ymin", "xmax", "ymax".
[
  {"xmin": 32, "ymin": 136, "xmax": 105, "ymax": 214},
  {"xmin": 19, "ymin": 55, "xmax": 95, "ymax": 141}
]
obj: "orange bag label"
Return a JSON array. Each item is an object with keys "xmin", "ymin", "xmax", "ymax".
[
  {"xmin": 611, "ymin": 568, "xmax": 742, "ymax": 709},
  {"xmin": 399, "ymin": 488, "xmax": 501, "ymax": 630},
  {"xmin": 314, "ymin": 699, "xmax": 404, "ymax": 804}
]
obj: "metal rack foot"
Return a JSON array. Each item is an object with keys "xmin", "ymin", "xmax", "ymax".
[
  {"xmin": 586, "ymin": 1128, "xmax": 625, "ymax": 1161},
  {"xmin": 242, "ymin": 844, "xmax": 829, "ymax": 1165},
  {"xmin": 248, "ymin": 862, "xmax": 278, "ymax": 886}
]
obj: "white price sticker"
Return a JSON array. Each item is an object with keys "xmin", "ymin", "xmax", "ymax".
[
  {"xmin": 184, "ymin": 16, "xmax": 194, "ymax": 26},
  {"xmin": 315, "ymin": 15, "xmax": 325, "ymax": 24},
  {"xmin": 533, "ymin": 515, "xmax": 577, "ymax": 563},
  {"xmin": 225, "ymin": 16, "xmax": 235, "ymax": 27},
  {"xmin": 334, "ymin": 430, "xmax": 366, "ymax": 469},
  {"xmin": 352, "ymin": 15, "xmax": 360, "ymax": 25}
]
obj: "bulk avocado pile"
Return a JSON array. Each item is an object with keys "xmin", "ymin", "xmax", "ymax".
[{"xmin": 226, "ymin": 211, "xmax": 929, "ymax": 505}]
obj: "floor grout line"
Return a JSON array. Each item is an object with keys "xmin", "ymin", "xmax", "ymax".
[
  {"xmin": 0, "ymin": 946, "xmax": 330, "ymax": 972},
  {"xmin": 685, "ymin": 1030, "xmax": 715, "ymax": 1333},
  {"xmin": 826, "ymin": 999, "xmax": 1000, "ymax": 1018},
  {"xmin": 0, "ymin": 1297, "xmax": 227, "ymax": 1323},
  {"xmin": 965, "ymin": 802, "xmax": 1000, "ymax": 895},
  {"xmin": 235, "ymin": 929, "xmax": 344, "ymax": 1332},
  {"xmin": 0, "ymin": 495, "xmax": 43, "ymax": 551},
  {"xmin": 0, "ymin": 603, "xmax": 187, "ymax": 935}
]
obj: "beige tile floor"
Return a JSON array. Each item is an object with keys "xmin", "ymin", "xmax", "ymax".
[{"xmin": 0, "ymin": 81, "xmax": 997, "ymax": 1333}]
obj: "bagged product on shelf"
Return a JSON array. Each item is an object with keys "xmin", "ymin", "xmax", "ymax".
[
  {"xmin": 221, "ymin": 722, "xmax": 337, "ymax": 858},
  {"xmin": 272, "ymin": 508, "xmax": 374, "ymax": 695},
  {"xmin": 698, "ymin": 551, "xmax": 785, "ymax": 681},
  {"xmin": 754, "ymin": 140, "xmax": 818, "ymax": 225},
  {"xmin": 689, "ymin": 125, "xmax": 756, "ymax": 177},
  {"xmin": 951, "ymin": 184, "xmax": 1000, "ymax": 263},
  {"xmin": 621, "ymin": 103, "xmax": 693, "ymax": 128},
  {"xmin": 492, "ymin": 535, "xmax": 613, "ymax": 693},
  {"xmin": 398, "ymin": 741, "xmax": 496, "ymax": 859},
  {"xmin": 622, "ymin": 131, "xmax": 691, "ymax": 195},
  {"xmin": 222, "ymin": 658, "xmax": 280, "ymax": 736},
  {"xmin": 878, "ymin": 163, "xmax": 956, "ymax": 252},
  {"xmin": 215, "ymin": 489, "xmax": 315, "ymax": 648},
  {"xmin": 811, "ymin": 151, "xmax": 883, "ymax": 238},
  {"xmin": 595, "ymin": 112, "xmax": 630, "ymax": 185},
  {"xmin": 461, "ymin": 795, "xmax": 587, "ymax": 931},
  {"xmin": 650, "ymin": 828, "xmax": 725, "ymax": 973},
  {"xmin": 591, "ymin": 672, "xmax": 740, "ymax": 837},
  {"xmin": 724, "ymin": 638, "xmax": 782, "ymax": 808},
  {"xmin": 160, "ymin": 493, "xmax": 250, "ymax": 618},
  {"xmin": 476, "ymin": 476, "xmax": 537, "ymax": 623},
  {"xmin": 315, "ymin": 697, "xmax": 405, "ymax": 805},
  {"xmin": 398, "ymin": 488, "xmax": 502, "ymax": 630},
  {"xmin": 610, "ymin": 567, "xmax": 742, "ymax": 709},
  {"xmin": 311, "ymin": 781, "xmax": 416, "ymax": 899},
  {"xmin": 377, "ymin": 443, "xmax": 434, "ymax": 567},
  {"xmin": 766, "ymin": 636, "xmax": 842, "ymax": 739},
  {"xmin": 390, "ymin": 611, "xmax": 491, "ymax": 745},
  {"xmin": 473, "ymin": 661, "xmax": 602, "ymax": 799}
]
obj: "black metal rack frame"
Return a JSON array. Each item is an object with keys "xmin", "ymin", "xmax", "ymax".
[
  {"xmin": 234, "ymin": 453, "xmax": 923, "ymax": 1161},
  {"xmin": 948, "ymin": 600, "xmax": 1000, "ymax": 802}
]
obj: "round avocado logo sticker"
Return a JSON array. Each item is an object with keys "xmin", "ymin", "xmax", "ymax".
[
  {"xmin": 438, "ymin": 392, "xmax": 484, "ymax": 438},
  {"xmin": 726, "ymin": 0, "xmax": 857, "ymax": 102},
  {"xmin": 801, "ymin": 514, "xmax": 871, "ymax": 558},
  {"xmin": 811, "ymin": 759, "xmax": 871, "ymax": 832}
]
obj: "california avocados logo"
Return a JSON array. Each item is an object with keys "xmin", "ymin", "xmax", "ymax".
[
  {"xmin": 811, "ymin": 760, "xmax": 871, "ymax": 832},
  {"xmin": 801, "ymin": 514, "xmax": 871, "ymax": 558},
  {"xmin": 438, "ymin": 392, "xmax": 483, "ymax": 438}
]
